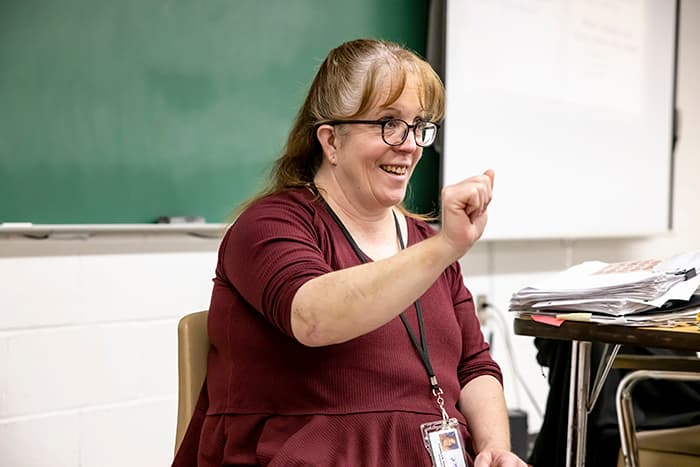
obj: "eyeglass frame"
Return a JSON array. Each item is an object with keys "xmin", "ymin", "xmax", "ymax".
[{"xmin": 319, "ymin": 118, "xmax": 441, "ymax": 147}]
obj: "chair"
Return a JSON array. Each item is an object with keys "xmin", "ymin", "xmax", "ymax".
[
  {"xmin": 619, "ymin": 424, "xmax": 700, "ymax": 467},
  {"xmin": 615, "ymin": 356, "xmax": 700, "ymax": 467},
  {"xmin": 174, "ymin": 310, "xmax": 209, "ymax": 455}
]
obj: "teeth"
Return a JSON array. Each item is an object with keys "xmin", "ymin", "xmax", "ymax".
[{"xmin": 381, "ymin": 165, "xmax": 407, "ymax": 175}]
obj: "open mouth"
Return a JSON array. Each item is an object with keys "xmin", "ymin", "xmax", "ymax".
[{"xmin": 380, "ymin": 165, "xmax": 408, "ymax": 175}]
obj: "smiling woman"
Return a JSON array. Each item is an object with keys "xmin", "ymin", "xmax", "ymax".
[
  {"xmin": 173, "ymin": 39, "xmax": 528, "ymax": 467},
  {"xmin": 174, "ymin": 39, "xmax": 525, "ymax": 467}
]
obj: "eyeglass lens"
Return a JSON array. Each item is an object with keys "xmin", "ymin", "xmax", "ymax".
[{"xmin": 382, "ymin": 119, "xmax": 437, "ymax": 147}]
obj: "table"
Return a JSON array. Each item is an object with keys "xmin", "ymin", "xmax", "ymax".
[{"xmin": 513, "ymin": 316, "xmax": 700, "ymax": 467}]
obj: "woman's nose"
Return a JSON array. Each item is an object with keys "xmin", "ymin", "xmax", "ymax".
[{"xmin": 396, "ymin": 128, "xmax": 418, "ymax": 151}]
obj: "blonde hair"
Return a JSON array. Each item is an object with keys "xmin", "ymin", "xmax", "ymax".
[{"xmin": 237, "ymin": 38, "xmax": 445, "ymax": 217}]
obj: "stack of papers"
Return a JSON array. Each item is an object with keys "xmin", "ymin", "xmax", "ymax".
[{"xmin": 510, "ymin": 250, "xmax": 700, "ymax": 326}]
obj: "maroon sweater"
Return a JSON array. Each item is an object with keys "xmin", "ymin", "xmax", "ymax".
[{"xmin": 174, "ymin": 188, "xmax": 502, "ymax": 467}]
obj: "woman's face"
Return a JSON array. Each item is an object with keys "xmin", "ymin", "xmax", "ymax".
[{"xmin": 332, "ymin": 75, "xmax": 425, "ymax": 212}]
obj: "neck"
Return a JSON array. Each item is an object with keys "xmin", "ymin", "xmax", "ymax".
[
  {"xmin": 313, "ymin": 173, "xmax": 394, "ymax": 233},
  {"xmin": 313, "ymin": 170, "xmax": 407, "ymax": 259},
  {"xmin": 322, "ymin": 197, "xmax": 404, "ymax": 261}
]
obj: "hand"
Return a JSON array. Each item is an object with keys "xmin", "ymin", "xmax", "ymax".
[
  {"xmin": 438, "ymin": 169, "xmax": 494, "ymax": 258},
  {"xmin": 474, "ymin": 447, "xmax": 529, "ymax": 467}
]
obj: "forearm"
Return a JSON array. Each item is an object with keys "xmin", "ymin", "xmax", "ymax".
[
  {"xmin": 291, "ymin": 233, "xmax": 458, "ymax": 346},
  {"xmin": 459, "ymin": 375, "xmax": 511, "ymax": 453}
]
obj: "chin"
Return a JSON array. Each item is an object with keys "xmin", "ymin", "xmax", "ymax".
[
  {"xmin": 372, "ymin": 181, "xmax": 409, "ymax": 207},
  {"xmin": 382, "ymin": 192, "xmax": 407, "ymax": 207}
]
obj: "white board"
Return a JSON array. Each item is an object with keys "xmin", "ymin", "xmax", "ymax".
[{"xmin": 443, "ymin": 0, "xmax": 677, "ymax": 240}]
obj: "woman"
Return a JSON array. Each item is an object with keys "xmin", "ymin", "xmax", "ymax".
[{"xmin": 174, "ymin": 38, "xmax": 526, "ymax": 467}]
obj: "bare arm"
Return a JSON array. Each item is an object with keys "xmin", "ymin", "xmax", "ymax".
[
  {"xmin": 460, "ymin": 375, "xmax": 528, "ymax": 467},
  {"xmin": 459, "ymin": 375, "xmax": 511, "ymax": 453},
  {"xmin": 291, "ymin": 171, "xmax": 495, "ymax": 347}
]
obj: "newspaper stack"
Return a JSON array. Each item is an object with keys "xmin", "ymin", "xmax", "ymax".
[{"xmin": 510, "ymin": 250, "xmax": 700, "ymax": 326}]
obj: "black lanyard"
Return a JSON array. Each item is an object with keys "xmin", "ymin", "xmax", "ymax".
[{"xmin": 322, "ymin": 201, "xmax": 440, "ymax": 392}]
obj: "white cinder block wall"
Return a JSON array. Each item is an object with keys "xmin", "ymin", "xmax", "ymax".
[
  {"xmin": 0, "ymin": 3, "xmax": 698, "ymax": 466},
  {"xmin": 0, "ymin": 239, "xmax": 219, "ymax": 467}
]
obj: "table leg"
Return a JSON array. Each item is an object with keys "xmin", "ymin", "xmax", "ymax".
[{"xmin": 566, "ymin": 340, "xmax": 591, "ymax": 467}]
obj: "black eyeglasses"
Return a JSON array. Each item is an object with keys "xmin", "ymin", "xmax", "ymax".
[{"xmin": 323, "ymin": 118, "xmax": 440, "ymax": 147}]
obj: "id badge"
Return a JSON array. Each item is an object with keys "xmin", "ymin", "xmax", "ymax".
[{"xmin": 421, "ymin": 418, "xmax": 468, "ymax": 467}]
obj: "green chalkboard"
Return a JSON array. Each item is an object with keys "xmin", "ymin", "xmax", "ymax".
[{"xmin": 0, "ymin": 0, "xmax": 438, "ymax": 224}]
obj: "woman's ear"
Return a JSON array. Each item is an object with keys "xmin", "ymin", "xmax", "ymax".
[{"xmin": 316, "ymin": 124, "xmax": 338, "ymax": 165}]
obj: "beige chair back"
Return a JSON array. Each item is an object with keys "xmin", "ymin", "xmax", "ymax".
[
  {"xmin": 616, "ymin": 424, "xmax": 700, "ymax": 467},
  {"xmin": 174, "ymin": 310, "xmax": 209, "ymax": 455}
]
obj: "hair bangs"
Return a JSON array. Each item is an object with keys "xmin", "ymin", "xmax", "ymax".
[
  {"xmin": 414, "ymin": 59, "xmax": 445, "ymax": 121},
  {"xmin": 351, "ymin": 56, "xmax": 405, "ymax": 117},
  {"xmin": 355, "ymin": 57, "xmax": 444, "ymax": 121}
]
